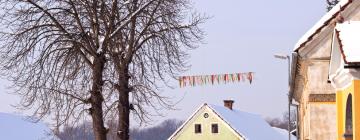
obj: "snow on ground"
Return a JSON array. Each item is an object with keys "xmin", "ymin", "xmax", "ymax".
[
  {"xmin": 272, "ymin": 127, "xmax": 297, "ymax": 140},
  {"xmin": 0, "ymin": 112, "xmax": 57, "ymax": 140}
]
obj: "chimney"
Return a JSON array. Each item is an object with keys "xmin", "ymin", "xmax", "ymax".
[{"xmin": 223, "ymin": 100, "xmax": 234, "ymax": 110}]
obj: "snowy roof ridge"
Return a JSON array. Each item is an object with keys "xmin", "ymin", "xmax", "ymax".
[
  {"xmin": 207, "ymin": 104, "xmax": 285, "ymax": 140},
  {"xmin": 168, "ymin": 103, "xmax": 286, "ymax": 140},
  {"xmin": 293, "ymin": 0, "xmax": 353, "ymax": 51},
  {"xmin": 207, "ymin": 104, "xmax": 248, "ymax": 139},
  {"xmin": 334, "ymin": 21, "xmax": 360, "ymax": 63}
]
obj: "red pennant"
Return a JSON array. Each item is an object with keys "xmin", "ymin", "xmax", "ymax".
[
  {"xmin": 178, "ymin": 72, "xmax": 254, "ymax": 87},
  {"xmin": 247, "ymin": 72, "xmax": 253, "ymax": 84},
  {"xmin": 211, "ymin": 75, "xmax": 215, "ymax": 84}
]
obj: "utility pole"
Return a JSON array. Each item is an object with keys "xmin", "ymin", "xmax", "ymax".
[{"xmin": 274, "ymin": 54, "xmax": 291, "ymax": 140}]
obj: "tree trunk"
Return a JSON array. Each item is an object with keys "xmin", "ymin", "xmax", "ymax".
[
  {"xmin": 90, "ymin": 55, "xmax": 107, "ymax": 140},
  {"xmin": 117, "ymin": 68, "xmax": 131, "ymax": 140},
  {"xmin": 117, "ymin": 1, "xmax": 136, "ymax": 139}
]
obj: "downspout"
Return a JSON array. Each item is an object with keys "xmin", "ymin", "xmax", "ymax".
[{"xmin": 290, "ymin": 52, "xmax": 299, "ymax": 140}]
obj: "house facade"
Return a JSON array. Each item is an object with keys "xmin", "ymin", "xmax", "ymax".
[
  {"xmin": 168, "ymin": 100, "xmax": 287, "ymax": 140},
  {"xmin": 291, "ymin": 0, "xmax": 360, "ymax": 139},
  {"xmin": 329, "ymin": 21, "xmax": 360, "ymax": 140}
]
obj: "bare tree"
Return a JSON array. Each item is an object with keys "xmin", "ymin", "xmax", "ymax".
[
  {"xmin": 0, "ymin": 0, "xmax": 205, "ymax": 140},
  {"xmin": 129, "ymin": 119, "xmax": 183, "ymax": 140},
  {"xmin": 57, "ymin": 119, "xmax": 183, "ymax": 140},
  {"xmin": 57, "ymin": 122, "xmax": 95, "ymax": 140},
  {"xmin": 326, "ymin": 0, "xmax": 339, "ymax": 11},
  {"xmin": 266, "ymin": 110, "xmax": 297, "ymax": 130}
]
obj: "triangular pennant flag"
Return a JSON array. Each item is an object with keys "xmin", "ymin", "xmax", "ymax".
[
  {"xmin": 178, "ymin": 72, "xmax": 254, "ymax": 87},
  {"xmin": 247, "ymin": 72, "xmax": 253, "ymax": 84}
]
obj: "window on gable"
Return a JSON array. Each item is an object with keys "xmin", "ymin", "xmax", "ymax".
[
  {"xmin": 211, "ymin": 123, "xmax": 218, "ymax": 133},
  {"xmin": 195, "ymin": 124, "xmax": 201, "ymax": 134}
]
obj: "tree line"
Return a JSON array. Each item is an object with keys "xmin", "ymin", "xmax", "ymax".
[{"xmin": 57, "ymin": 119, "xmax": 183, "ymax": 140}]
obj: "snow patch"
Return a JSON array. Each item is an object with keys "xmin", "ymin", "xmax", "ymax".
[
  {"xmin": 124, "ymin": 0, "xmax": 130, "ymax": 5},
  {"xmin": 272, "ymin": 127, "xmax": 297, "ymax": 140},
  {"xmin": 208, "ymin": 104, "xmax": 286, "ymax": 140},
  {"xmin": 335, "ymin": 21, "xmax": 360, "ymax": 63},
  {"xmin": 97, "ymin": 36, "xmax": 105, "ymax": 54},
  {"xmin": 110, "ymin": 0, "xmax": 154, "ymax": 38}
]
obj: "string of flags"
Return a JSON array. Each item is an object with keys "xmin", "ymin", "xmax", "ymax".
[{"xmin": 178, "ymin": 72, "xmax": 254, "ymax": 87}]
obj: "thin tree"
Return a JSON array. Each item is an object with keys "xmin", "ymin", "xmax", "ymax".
[{"xmin": 0, "ymin": 0, "xmax": 205, "ymax": 140}]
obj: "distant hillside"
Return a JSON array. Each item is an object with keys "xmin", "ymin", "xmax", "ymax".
[
  {"xmin": 130, "ymin": 119, "xmax": 183, "ymax": 140},
  {"xmin": 57, "ymin": 119, "xmax": 183, "ymax": 140}
]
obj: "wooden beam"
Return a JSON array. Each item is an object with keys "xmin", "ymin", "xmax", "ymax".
[{"xmin": 308, "ymin": 94, "xmax": 336, "ymax": 102}]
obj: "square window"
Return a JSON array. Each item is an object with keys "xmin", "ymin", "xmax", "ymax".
[
  {"xmin": 212, "ymin": 124, "xmax": 218, "ymax": 133},
  {"xmin": 195, "ymin": 124, "xmax": 201, "ymax": 133}
]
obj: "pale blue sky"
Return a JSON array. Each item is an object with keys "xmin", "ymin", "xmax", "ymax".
[
  {"xmin": 152, "ymin": 0, "xmax": 327, "ymax": 125},
  {"xmin": 0, "ymin": 0, "xmax": 328, "ymax": 127}
]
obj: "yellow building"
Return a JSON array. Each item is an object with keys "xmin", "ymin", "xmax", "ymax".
[
  {"xmin": 168, "ymin": 100, "xmax": 289, "ymax": 140},
  {"xmin": 329, "ymin": 21, "xmax": 360, "ymax": 140},
  {"xmin": 291, "ymin": 0, "xmax": 360, "ymax": 139}
]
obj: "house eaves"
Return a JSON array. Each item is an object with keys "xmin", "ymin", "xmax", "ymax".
[{"xmin": 293, "ymin": 0, "xmax": 353, "ymax": 52}]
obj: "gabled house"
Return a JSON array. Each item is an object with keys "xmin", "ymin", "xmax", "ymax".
[
  {"xmin": 291, "ymin": 0, "xmax": 360, "ymax": 139},
  {"xmin": 168, "ymin": 100, "xmax": 287, "ymax": 140}
]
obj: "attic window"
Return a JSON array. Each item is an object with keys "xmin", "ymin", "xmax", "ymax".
[
  {"xmin": 195, "ymin": 124, "xmax": 201, "ymax": 134},
  {"xmin": 203, "ymin": 113, "xmax": 209, "ymax": 118},
  {"xmin": 211, "ymin": 123, "xmax": 218, "ymax": 133}
]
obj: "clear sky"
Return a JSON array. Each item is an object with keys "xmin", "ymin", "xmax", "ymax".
[
  {"xmin": 148, "ymin": 0, "xmax": 328, "ymax": 126},
  {"xmin": 0, "ymin": 0, "xmax": 328, "ymax": 127}
]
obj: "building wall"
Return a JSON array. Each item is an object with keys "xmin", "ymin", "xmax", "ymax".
[
  {"xmin": 171, "ymin": 106, "xmax": 243, "ymax": 140},
  {"xmin": 294, "ymin": 23, "xmax": 337, "ymax": 139},
  {"xmin": 293, "ymin": 1, "xmax": 360, "ymax": 140},
  {"xmin": 336, "ymin": 90, "xmax": 345, "ymax": 140},
  {"xmin": 309, "ymin": 103, "xmax": 337, "ymax": 140},
  {"xmin": 336, "ymin": 80, "xmax": 360, "ymax": 140},
  {"xmin": 296, "ymin": 44, "xmax": 337, "ymax": 140},
  {"xmin": 297, "ymin": 101, "xmax": 337, "ymax": 140}
]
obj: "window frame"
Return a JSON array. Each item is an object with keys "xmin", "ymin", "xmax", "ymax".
[
  {"xmin": 194, "ymin": 124, "xmax": 202, "ymax": 134},
  {"xmin": 211, "ymin": 123, "xmax": 219, "ymax": 134}
]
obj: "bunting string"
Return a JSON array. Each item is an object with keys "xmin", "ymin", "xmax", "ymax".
[{"xmin": 178, "ymin": 72, "xmax": 254, "ymax": 88}]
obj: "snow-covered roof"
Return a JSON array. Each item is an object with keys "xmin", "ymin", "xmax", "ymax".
[
  {"xmin": 0, "ymin": 112, "xmax": 57, "ymax": 140},
  {"xmin": 169, "ymin": 103, "xmax": 288, "ymax": 140},
  {"xmin": 335, "ymin": 21, "xmax": 360, "ymax": 63},
  {"xmin": 208, "ymin": 104, "xmax": 285, "ymax": 140},
  {"xmin": 272, "ymin": 127, "xmax": 297, "ymax": 140},
  {"xmin": 293, "ymin": 0, "xmax": 352, "ymax": 51}
]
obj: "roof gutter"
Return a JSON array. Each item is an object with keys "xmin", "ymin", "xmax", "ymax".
[{"xmin": 289, "ymin": 52, "xmax": 298, "ymax": 140}]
